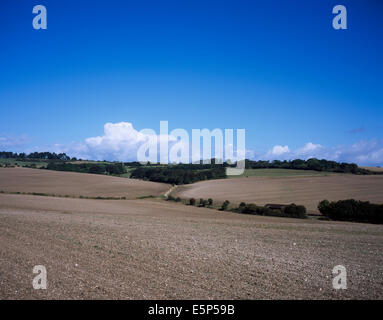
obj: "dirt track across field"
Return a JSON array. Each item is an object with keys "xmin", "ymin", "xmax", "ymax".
[
  {"xmin": 0, "ymin": 167, "xmax": 169, "ymax": 199},
  {"xmin": 1, "ymin": 193, "xmax": 382, "ymax": 299},
  {"xmin": 174, "ymin": 175, "xmax": 383, "ymax": 212}
]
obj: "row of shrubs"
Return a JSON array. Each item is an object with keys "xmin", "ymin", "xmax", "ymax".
[
  {"xmin": 168, "ymin": 196, "xmax": 383, "ymax": 224},
  {"xmin": 0, "ymin": 190, "xmax": 127, "ymax": 200},
  {"xmin": 167, "ymin": 195, "xmax": 215, "ymax": 207},
  {"xmin": 318, "ymin": 199, "xmax": 383, "ymax": 224},
  {"xmin": 167, "ymin": 195, "xmax": 308, "ymax": 219},
  {"xmin": 234, "ymin": 202, "xmax": 308, "ymax": 219}
]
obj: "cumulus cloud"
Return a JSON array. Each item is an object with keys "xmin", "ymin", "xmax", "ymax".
[
  {"xmin": 268, "ymin": 145, "xmax": 290, "ymax": 156},
  {"xmin": 296, "ymin": 142, "xmax": 323, "ymax": 154},
  {"xmin": 252, "ymin": 140, "xmax": 383, "ymax": 166},
  {"xmin": 45, "ymin": 122, "xmax": 154, "ymax": 161},
  {"xmin": 339, "ymin": 140, "xmax": 383, "ymax": 165},
  {"xmin": 84, "ymin": 122, "xmax": 149, "ymax": 161},
  {"xmin": 41, "ymin": 122, "xmax": 181, "ymax": 162}
]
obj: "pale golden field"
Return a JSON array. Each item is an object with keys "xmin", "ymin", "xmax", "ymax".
[
  {"xmin": 174, "ymin": 175, "xmax": 383, "ymax": 212},
  {"xmin": 361, "ymin": 166, "xmax": 383, "ymax": 173},
  {"xmin": 0, "ymin": 167, "xmax": 169, "ymax": 199}
]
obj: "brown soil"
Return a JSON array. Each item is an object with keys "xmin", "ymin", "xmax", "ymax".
[
  {"xmin": 0, "ymin": 167, "xmax": 169, "ymax": 199},
  {"xmin": 1, "ymin": 193, "xmax": 382, "ymax": 299}
]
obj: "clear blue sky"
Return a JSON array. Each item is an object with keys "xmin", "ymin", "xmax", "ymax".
[{"xmin": 1, "ymin": 0, "xmax": 382, "ymax": 164}]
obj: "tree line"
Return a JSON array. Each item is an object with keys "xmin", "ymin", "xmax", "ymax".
[
  {"xmin": 318, "ymin": 199, "xmax": 383, "ymax": 224},
  {"xmin": 130, "ymin": 166, "xmax": 226, "ymax": 184},
  {"xmin": 244, "ymin": 158, "xmax": 377, "ymax": 174},
  {"xmin": 123, "ymin": 160, "xmax": 230, "ymax": 169},
  {"xmin": 0, "ymin": 151, "xmax": 72, "ymax": 161},
  {"xmin": 45, "ymin": 162, "xmax": 126, "ymax": 175}
]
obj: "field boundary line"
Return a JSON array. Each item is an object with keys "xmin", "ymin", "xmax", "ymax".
[{"xmin": 0, "ymin": 190, "xmax": 128, "ymax": 200}]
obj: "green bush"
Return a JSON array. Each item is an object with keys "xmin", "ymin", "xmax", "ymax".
[
  {"xmin": 175, "ymin": 197, "xmax": 181, "ymax": 202},
  {"xmin": 271, "ymin": 209, "xmax": 284, "ymax": 217},
  {"xmin": 242, "ymin": 203, "xmax": 257, "ymax": 214},
  {"xmin": 207, "ymin": 198, "xmax": 213, "ymax": 206},
  {"xmin": 221, "ymin": 200, "xmax": 230, "ymax": 211},
  {"xmin": 167, "ymin": 195, "xmax": 175, "ymax": 201},
  {"xmin": 255, "ymin": 206, "xmax": 274, "ymax": 216},
  {"xmin": 284, "ymin": 204, "xmax": 307, "ymax": 219},
  {"xmin": 189, "ymin": 198, "xmax": 196, "ymax": 206},
  {"xmin": 235, "ymin": 202, "xmax": 306, "ymax": 219},
  {"xmin": 318, "ymin": 199, "xmax": 330, "ymax": 215}
]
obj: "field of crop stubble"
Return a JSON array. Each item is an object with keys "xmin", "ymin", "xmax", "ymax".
[
  {"xmin": 0, "ymin": 167, "xmax": 169, "ymax": 199},
  {"xmin": 0, "ymin": 168, "xmax": 382, "ymax": 299},
  {"xmin": 174, "ymin": 174, "xmax": 383, "ymax": 213}
]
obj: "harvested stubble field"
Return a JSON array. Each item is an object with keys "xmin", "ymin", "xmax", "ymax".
[
  {"xmin": 174, "ymin": 174, "xmax": 383, "ymax": 213},
  {"xmin": 0, "ymin": 167, "xmax": 169, "ymax": 199},
  {"xmin": 1, "ymin": 168, "xmax": 383, "ymax": 299},
  {"xmin": 0, "ymin": 193, "xmax": 382, "ymax": 299},
  {"xmin": 361, "ymin": 166, "xmax": 383, "ymax": 173}
]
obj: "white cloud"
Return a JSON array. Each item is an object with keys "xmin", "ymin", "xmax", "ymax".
[
  {"xmin": 84, "ymin": 122, "xmax": 149, "ymax": 161},
  {"xmin": 44, "ymin": 122, "xmax": 153, "ymax": 161},
  {"xmin": 338, "ymin": 140, "xmax": 383, "ymax": 165},
  {"xmin": 296, "ymin": 142, "xmax": 323, "ymax": 155},
  {"xmin": 40, "ymin": 122, "xmax": 180, "ymax": 162},
  {"xmin": 250, "ymin": 140, "xmax": 383, "ymax": 166},
  {"xmin": 269, "ymin": 145, "xmax": 290, "ymax": 156}
]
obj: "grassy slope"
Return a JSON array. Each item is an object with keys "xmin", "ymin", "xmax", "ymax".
[{"xmin": 0, "ymin": 158, "xmax": 48, "ymax": 168}]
